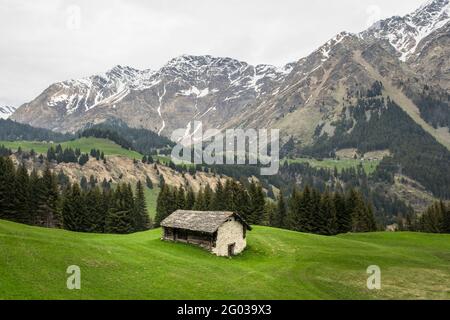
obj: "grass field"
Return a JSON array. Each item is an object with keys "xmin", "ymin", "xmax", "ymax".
[
  {"xmin": 144, "ymin": 187, "xmax": 160, "ymax": 219},
  {"xmin": 284, "ymin": 158, "xmax": 381, "ymax": 174},
  {"xmin": 0, "ymin": 138, "xmax": 143, "ymax": 160},
  {"xmin": 0, "ymin": 219, "xmax": 448, "ymax": 300}
]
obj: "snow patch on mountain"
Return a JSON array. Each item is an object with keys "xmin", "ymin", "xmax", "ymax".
[
  {"xmin": 0, "ymin": 106, "xmax": 16, "ymax": 119},
  {"xmin": 362, "ymin": 0, "xmax": 450, "ymax": 61}
]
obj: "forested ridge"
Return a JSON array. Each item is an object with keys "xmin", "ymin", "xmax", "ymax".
[
  {"xmin": 80, "ymin": 119, "xmax": 174, "ymax": 156},
  {"xmin": 302, "ymin": 84, "xmax": 450, "ymax": 199},
  {"xmin": 0, "ymin": 119, "xmax": 74, "ymax": 142},
  {"xmin": 0, "ymin": 156, "xmax": 150, "ymax": 233}
]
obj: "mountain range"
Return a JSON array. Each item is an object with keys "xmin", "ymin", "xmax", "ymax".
[{"xmin": 10, "ymin": 0, "xmax": 450, "ymax": 153}]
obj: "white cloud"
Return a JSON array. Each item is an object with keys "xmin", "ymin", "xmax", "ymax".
[{"xmin": 0, "ymin": 0, "xmax": 425, "ymax": 106}]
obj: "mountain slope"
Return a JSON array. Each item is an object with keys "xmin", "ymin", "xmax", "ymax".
[{"xmin": 1, "ymin": 219, "xmax": 449, "ymax": 299}]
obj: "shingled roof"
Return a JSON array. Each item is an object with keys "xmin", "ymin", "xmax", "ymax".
[{"xmin": 160, "ymin": 210, "xmax": 252, "ymax": 234}]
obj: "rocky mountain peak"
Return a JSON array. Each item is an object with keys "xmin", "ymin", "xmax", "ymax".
[{"xmin": 362, "ymin": 0, "xmax": 450, "ymax": 61}]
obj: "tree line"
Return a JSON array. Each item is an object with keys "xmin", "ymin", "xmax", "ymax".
[
  {"xmin": 154, "ymin": 179, "xmax": 266, "ymax": 227},
  {"xmin": 0, "ymin": 119, "xmax": 74, "ymax": 142},
  {"xmin": 0, "ymin": 156, "xmax": 150, "ymax": 234},
  {"xmin": 399, "ymin": 201, "xmax": 450, "ymax": 234},
  {"xmin": 79, "ymin": 119, "xmax": 174, "ymax": 156},
  {"xmin": 155, "ymin": 179, "xmax": 377, "ymax": 235},
  {"xmin": 46, "ymin": 145, "xmax": 106, "ymax": 166}
]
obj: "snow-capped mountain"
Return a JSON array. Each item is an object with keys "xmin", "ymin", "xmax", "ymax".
[
  {"xmin": 10, "ymin": 0, "xmax": 450, "ymax": 151},
  {"xmin": 0, "ymin": 106, "xmax": 16, "ymax": 119},
  {"xmin": 46, "ymin": 65, "xmax": 156, "ymax": 115},
  {"xmin": 361, "ymin": 0, "xmax": 450, "ymax": 61},
  {"xmin": 11, "ymin": 55, "xmax": 293, "ymax": 134}
]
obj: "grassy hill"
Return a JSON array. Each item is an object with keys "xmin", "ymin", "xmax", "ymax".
[
  {"xmin": 284, "ymin": 158, "xmax": 380, "ymax": 174},
  {"xmin": 0, "ymin": 220, "xmax": 448, "ymax": 300},
  {"xmin": 0, "ymin": 137, "xmax": 143, "ymax": 160}
]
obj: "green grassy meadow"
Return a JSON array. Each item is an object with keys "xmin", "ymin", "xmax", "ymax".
[
  {"xmin": 144, "ymin": 187, "xmax": 160, "ymax": 219},
  {"xmin": 0, "ymin": 219, "xmax": 448, "ymax": 300},
  {"xmin": 284, "ymin": 158, "xmax": 381, "ymax": 174},
  {"xmin": 0, "ymin": 138, "xmax": 143, "ymax": 160}
]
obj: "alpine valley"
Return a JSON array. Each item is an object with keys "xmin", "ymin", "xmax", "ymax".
[
  {"xmin": 6, "ymin": 0, "xmax": 450, "ymax": 221},
  {"xmin": 2, "ymin": 0, "xmax": 450, "ymax": 301}
]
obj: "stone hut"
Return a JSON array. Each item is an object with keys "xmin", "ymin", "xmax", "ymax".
[{"xmin": 160, "ymin": 210, "xmax": 252, "ymax": 257}]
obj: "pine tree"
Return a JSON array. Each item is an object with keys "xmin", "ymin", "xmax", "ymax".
[
  {"xmin": 133, "ymin": 181, "xmax": 151, "ymax": 231},
  {"xmin": 248, "ymin": 181, "xmax": 265, "ymax": 225},
  {"xmin": 310, "ymin": 188, "xmax": 323, "ymax": 234},
  {"xmin": 175, "ymin": 186, "xmax": 186, "ymax": 210},
  {"xmin": 84, "ymin": 186, "xmax": 105, "ymax": 232},
  {"xmin": 275, "ymin": 193, "xmax": 287, "ymax": 229},
  {"xmin": 442, "ymin": 203, "xmax": 450, "ymax": 233},
  {"xmin": 203, "ymin": 185, "xmax": 214, "ymax": 210},
  {"xmin": 301, "ymin": 186, "xmax": 314, "ymax": 233},
  {"xmin": 234, "ymin": 182, "xmax": 251, "ymax": 220},
  {"xmin": 319, "ymin": 191, "xmax": 338, "ymax": 235},
  {"xmin": 105, "ymin": 184, "xmax": 134, "ymax": 234},
  {"xmin": 185, "ymin": 188, "xmax": 196, "ymax": 210},
  {"xmin": 212, "ymin": 180, "xmax": 225, "ymax": 210},
  {"xmin": 14, "ymin": 164, "xmax": 31, "ymax": 224},
  {"xmin": 28, "ymin": 169, "xmax": 42, "ymax": 225},
  {"xmin": 334, "ymin": 191, "xmax": 351, "ymax": 234},
  {"xmin": 40, "ymin": 166, "xmax": 61, "ymax": 228},
  {"xmin": 154, "ymin": 184, "xmax": 173, "ymax": 226},
  {"xmin": 80, "ymin": 176, "xmax": 88, "ymax": 191},
  {"xmin": 0, "ymin": 157, "xmax": 16, "ymax": 221},
  {"xmin": 62, "ymin": 183, "xmax": 84, "ymax": 231},
  {"xmin": 193, "ymin": 188, "xmax": 207, "ymax": 211}
]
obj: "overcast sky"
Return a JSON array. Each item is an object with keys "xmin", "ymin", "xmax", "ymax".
[{"xmin": 0, "ymin": 0, "xmax": 425, "ymax": 107}]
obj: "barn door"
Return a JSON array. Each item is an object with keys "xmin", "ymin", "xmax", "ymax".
[{"xmin": 228, "ymin": 243, "xmax": 236, "ymax": 256}]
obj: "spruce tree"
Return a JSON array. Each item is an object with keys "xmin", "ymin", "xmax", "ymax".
[
  {"xmin": 203, "ymin": 185, "xmax": 214, "ymax": 210},
  {"xmin": 133, "ymin": 181, "xmax": 151, "ymax": 231},
  {"xmin": 319, "ymin": 191, "xmax": 338, "ymax": 235},
  {"xmin": 175, "ymin": 186, "xmax": 187, "ymax": 210},
  {"xmin": 14, "ymin": 164, "xmax": 31, "ymax": 224},
  {"xmin": 185, "ymin": 188, "xmax": 196, "ymax": 210},
  {"xmin": 275, "ymin": 193, "xmax": 287, "ymax": 229},
  {"xmin": 62, "ymin": 183, "xmax": 84, "ymax": 231},
  {"xmin": 193, "ymin": 188, "xmax": 207, "ymax": 211},
  {"xmin": 84, "ymin": 186, "xmax": 105, "ymax": 232},
  {"xmin": 154, "ymin": 184, "xmax": 173, "ymax": 226},
  {"xmin": 40, "ymin": 166, "xmax": 61, "ymax": 228},
  {"xmin": 334, "ymin": 191, "xmax": 351, "ymax": 234},
  {"xmin": 212, "ymin": 180, "xmax": 225, "ymax": 210},
  {"xmin": 0, "ymin": 157, "xmax": 16, "ymax": 221},
  {"xmin": 105, "ymin": 183, "xmax": 134, "ymax": 234},
  {"xmin": 248, "ymin": 181, "xmax": 265, "ymax": 225}
]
